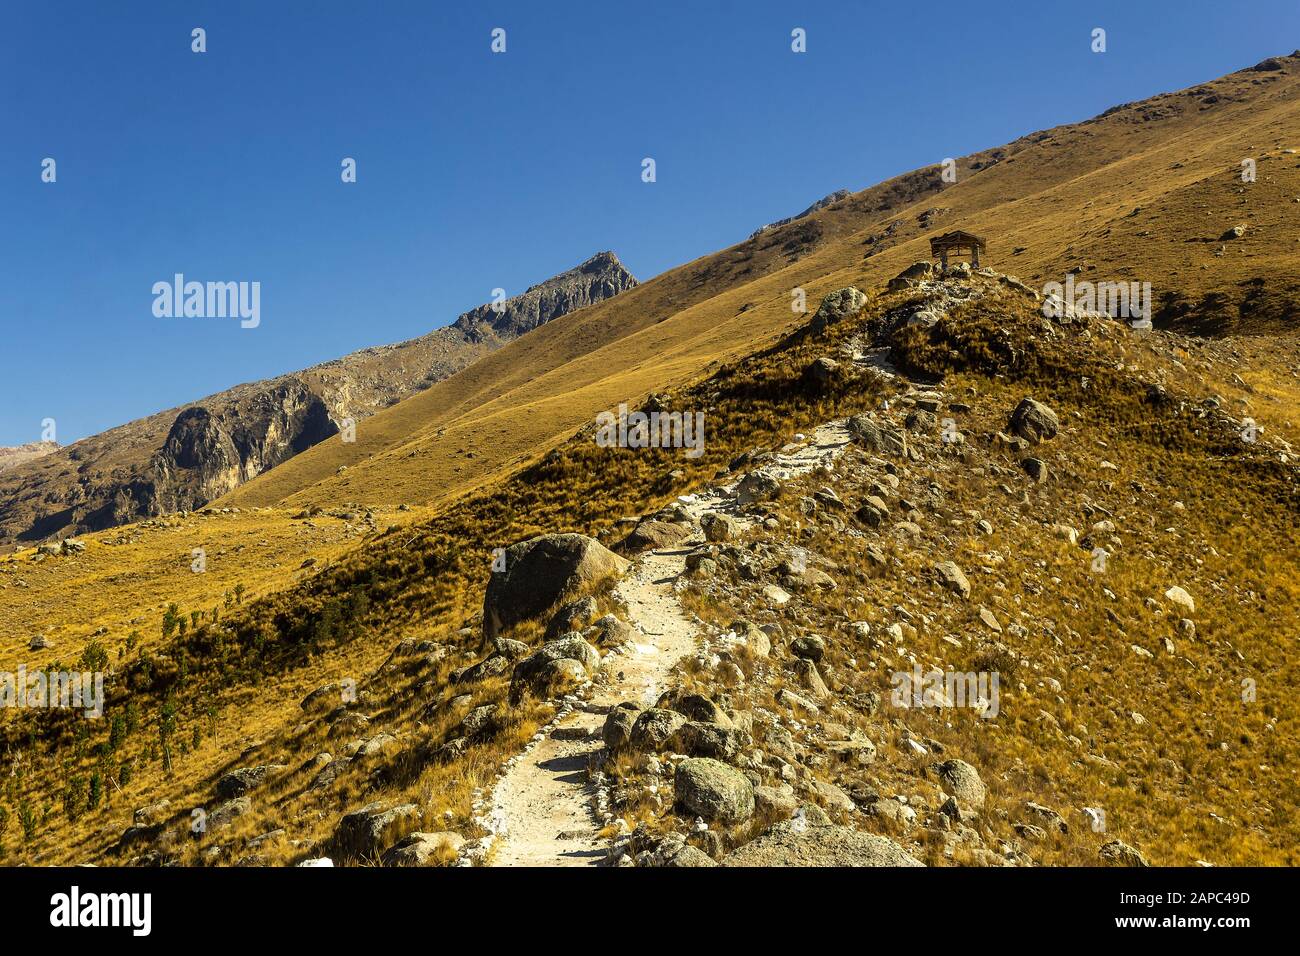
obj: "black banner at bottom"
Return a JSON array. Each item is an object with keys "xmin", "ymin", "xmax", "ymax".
[{"xmin": 0, "ymin": 864, "xmax": 1278, "ymax": 942}]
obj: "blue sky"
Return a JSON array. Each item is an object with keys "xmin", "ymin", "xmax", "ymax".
[{"xmin": 2, "ymin": 0, "xmax": 1295, "ymax": 445}]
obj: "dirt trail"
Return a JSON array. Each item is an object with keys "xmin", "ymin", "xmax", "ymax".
[
  {"xmin": 484, "ymin": 548, "xmax": 699, "ymax": 866},
  {"xmin": 482, "ymin": 417, "xmax": 864, "ymax": 866}
]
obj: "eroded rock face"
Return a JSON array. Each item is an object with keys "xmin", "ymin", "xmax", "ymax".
[
  {"xmin": 749, "ymin": 189, "xmax": 849, "ymax": 240},
  {"xmin": 450, "ymin": 251, "xmax": 636, "ymax": 342},
  {"xmin": 483, "ymin": 534, "xmax": 628, "ymax": 641},
  {"xmin": 152, "ymin": 386, "xmax": 337, "ymax": 511}
]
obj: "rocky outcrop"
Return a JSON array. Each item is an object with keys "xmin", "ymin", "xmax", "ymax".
[
  {"xmin": 750, "ymin": 189, "xmax": 850, "ymax": 240},
  {"xmin": 723, "ymin": 822, "xmax": 923, "ymax": 867},
  {"xmin": 0, "ymin": 253, "xmax": 635, "ymax": 547},
  {"xmin": 451, "ymin": 251, "xmax": 636, "ymax": 342}
]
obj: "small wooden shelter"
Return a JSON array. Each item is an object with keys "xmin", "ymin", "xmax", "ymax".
[{"xmin": 930, "ymin": 230, "xmax": 986, "ymax": 269}]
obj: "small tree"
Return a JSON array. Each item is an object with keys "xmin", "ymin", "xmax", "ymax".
[
  {"xmin": 79, "ymin": 640, "xmax": 109, "ymax": 673},
  {"xmin": 63, "ymin": 776, "xmax": 87, "ymax": 822},
  {"xmin": 162, "ymin": 603, "xmax": 181, "ymax": 640},
  {"xmin": 158, "ymin": 695, "xmax": 178, "ymax": 773},
  {"xmin": 125, "ymin": 701, "xmax": 140, "ymax": 736},
  {"xmin": 17, "ymin": 800, "xmax": 37, "ymax": 844},
  {"xmin": 108, "ymin": 713, "xmax": 126, "ymax": 751}
]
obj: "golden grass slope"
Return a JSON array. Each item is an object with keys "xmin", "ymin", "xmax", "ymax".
[
  {"xmin": 221, "ymin": 53, "xmax": 1300, "ymax": 517},
  {"xmin": 1, "ymin": 52, "xmax": 1298, "ymax": 867}
]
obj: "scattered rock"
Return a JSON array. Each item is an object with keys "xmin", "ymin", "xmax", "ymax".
[
  {"xmin": 723, "ymin": 821, "xmax": 922, "ymax": 867},
  {"xmin": 674, "ymin": 758, "xmax": 755, "ymax": 823},
  {"xmin": 1008, "ymin": 398, "xmax": 1059, "ymax": 444},
  {"xmin": 603, "ymin": 702, "xmax": 642, "ymax": 751},
  {"xmin": 810, "ymin": 287, "xmax": 866, "ymax": 334},
  {"xmin": 1164, "ymin": 585, "xmax": 1196, "ymax": 614},
  {"xmin": 380, "ymin": 831, "xmax": 464, "ymax": 867},
  {"xmin": 934, "ymin": 561, "xmax": 971, "ymax": 599},
  {"xmin": 215, "ymin": 765, "xmax": 285, "ymax": 800},
  {"xmin": 335, "ymin": 802, "xmax": 421, "ymax": 860},
  {"xmin": 937, "ymin": 759, "xmax": 987, "ymax": 808},
  {"xmin": 631, "ymin": 708, "xmax": 688, "ymax": 752},
  {"xmin": 1099, "ymin": 839, "xmax": 1150, "ymax": 867}
]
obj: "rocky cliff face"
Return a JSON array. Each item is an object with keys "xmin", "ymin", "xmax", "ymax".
[
  {"xmin": 453, "ymin": 251, "xmax": 638, "ymax": 341},
  {"xmin": 149, "ymin": 383, "xmax": 338, "ymax": 512},
  {"xmin": 0, "ymin": 253, "xmax": 636, "ymax": 546}
]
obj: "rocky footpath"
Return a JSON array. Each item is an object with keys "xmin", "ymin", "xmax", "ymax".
[{"xmin": 102, "ymin": 263, "xmax": 1293, "ymax": 868}]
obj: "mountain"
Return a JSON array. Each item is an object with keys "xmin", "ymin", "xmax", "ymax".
[
  {"xmin": 0, "ymin": 252, "xmax": 635, "ymax": 547},
  {"xmin": 218, "ymin": 51, "xmax": 1300, "ymax": 519},
  {"xmin": 1, "ymin": 53, "xmax": 1297, "ymax": 870},
  {"xmin": 0, "ymin": 441, "xmax": 57, "ymax": 474}
]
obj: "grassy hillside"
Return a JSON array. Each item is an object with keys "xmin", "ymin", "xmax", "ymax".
[
  {"xmin": 220, "ymin": 52, "xmax": 1300, "ymax": 515},
  {"xmin": 0, "ymin": 52, "xmax": 1297, "ymax": 867}
]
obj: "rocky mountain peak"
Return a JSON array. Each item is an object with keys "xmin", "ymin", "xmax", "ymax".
[{"xmin": 452, "ymin": 251, "xmax": 638, "ymax": 341}]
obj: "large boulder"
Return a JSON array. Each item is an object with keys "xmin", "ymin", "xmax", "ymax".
[
  {"xmin": 810, "ymin": 287, "xmax": 867, "ymax": 334},
  {"xmin": 674, "ymin": 758, "xmax": 755, "ymax": 823},
  {"xmin": 887, "ymin": 261, "xmax": 935, "ymax": 292},
  {"xmin": 701, "ymin": 512, "xmax": 742, "ymax": 543},
  {"xmin": 215, "ymin": 764, "xmax": 285, "ymax": 800},
  {"xmin": 380, "ymin": 831, "xmax": 464, "ymax": 867},
  {"xmin": 616, "ymin": 520, "xmax": 693, "ymax": 555},
  {"xmin": 335, "ymin": 802, "xmax": 421, "ymax": 860},
  {"xmin": 510, "ymin": 634, "xmax": 600, "ymax": 702},
  {"xmin": 207, "ymin": 796, "xmax": 253, "ymax": 832},
  {"xmin": 1008, "ymin": 398, "xmax": 1059, "ymax": 444},
  {"xmin": 483, "ymin": 534, "xmax": 628, "ymax": 641},
  {"xmin": 586, "ymin": 614, "xmax": 634, "ymax": 649},
  {"xmin": 723, "ymin": 821, "xmax": 923, "ymax": 866},
  {"xmin": 603, "ymin": 702, "xmax": 643, "ymax": 750},
  {"xmin": 656, "ymin": 691, "xmax": 733, "ymax": 727},
  {"xmin": 678, "ymin": 722, "xmax": 746, "ymax": 761},
  {"xmin": 1099, "ymin": 839, "xmax": 1151, "ymax": 867},
  {"xmin": 630, "ymin": 708, "xmax": 688, "ymax": 752},
  {"xmin": 544, "ymin": 596, "xmax": 599, "ymax": 641},
  {"xmin": 936, "ymin": 759, "xmax": 987, "ymax": 808},
  {"xmin": 846, "ymin": 415, "xmax": 906, "ymax": 456},
  {"xmin": 736, "ymin": 471, "xmax": 781, "ymax": 505}
]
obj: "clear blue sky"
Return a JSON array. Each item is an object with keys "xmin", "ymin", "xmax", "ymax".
[{"xmin": 2, "ymin": 0, "xmax": 1295, "ymax": 445}]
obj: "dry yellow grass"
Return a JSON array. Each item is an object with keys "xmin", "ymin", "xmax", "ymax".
[{"xmin": 2, "ymin": 54, "xmax": 1298, "ymax": 866}]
